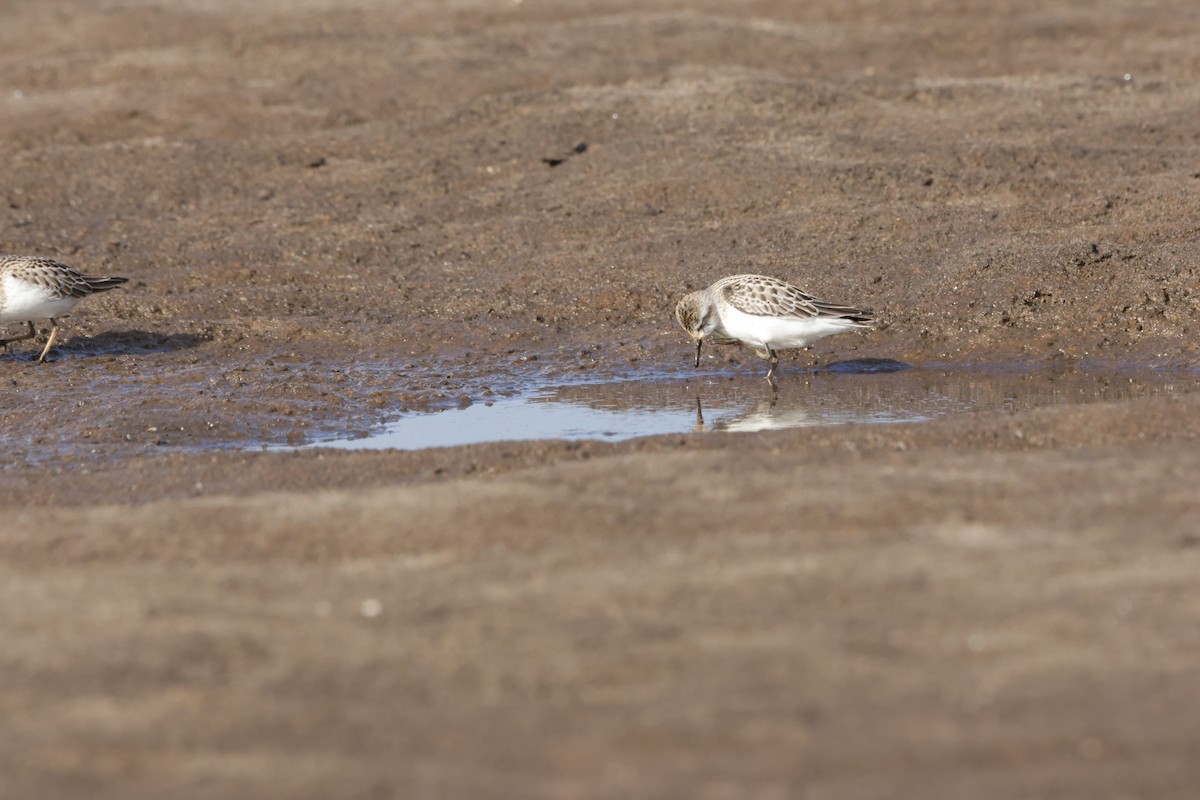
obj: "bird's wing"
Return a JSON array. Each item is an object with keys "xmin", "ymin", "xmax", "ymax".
[
  {"xmin": 721, "ymin": 274, "xmax": 873, "ymax": 323},
  {"xmin": 18, "ymin": 258, "xmax": 120, "ymax": 298},
  {"xmin": 29, "ymin": 261, "xmax": 95, "ymax": 299},
  {"xmin": 719, "ymin": 275, "xmax": 822, "ymax": 320}
]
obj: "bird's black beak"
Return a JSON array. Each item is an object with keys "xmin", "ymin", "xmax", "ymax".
[{"xmin": 694, "ymin": 338, "xmax": 702, "ymax": 368}]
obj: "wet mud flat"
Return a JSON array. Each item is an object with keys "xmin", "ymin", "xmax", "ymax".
[
  {"xmin": 4, "ymin": 354, "xmax": 1200, "ymax": 800},
  {"xmin": 2, "ymin": 345, "xmax": 1194, "ymax": 472},
  {"xmin": 4, "ymin": 385, "xmax": 1200, "ymax": 800},
  {"xmin": 294, "ymin": 360, "xmax": 1198, "ymax": 450},
  {"xmin": 4, "ymin": 0, "xmax": 1200, "ymax": 797}
]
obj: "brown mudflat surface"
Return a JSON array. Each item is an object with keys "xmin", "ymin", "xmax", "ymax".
[{"xmin": 2, "ymin": 1, "xmax": 1200, "ymax": 797}]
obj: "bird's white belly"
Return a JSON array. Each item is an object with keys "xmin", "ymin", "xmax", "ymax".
[
  {"xmin": 718, "ymin": 305, "xmax": 857, "ymax": 350},
  {"xmin": 0, "ymin": 276, "xmax": 79, "ymax": 322}
]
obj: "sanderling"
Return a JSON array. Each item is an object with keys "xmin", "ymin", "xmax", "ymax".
[
  {"xmin": 0, "ymin": 255, "xmax": 129, "ymax": 363},
  {"xmin": 675, "ymin": 273, "xmax": 873, "ymax": 380}
]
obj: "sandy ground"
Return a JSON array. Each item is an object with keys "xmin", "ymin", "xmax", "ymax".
[{"xmin": 2, "ymin": 0, "xmax": 1200, "ymax": 797}]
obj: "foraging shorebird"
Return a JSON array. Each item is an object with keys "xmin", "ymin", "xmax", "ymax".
[
  {"xmin": 0, "ymin": 255, "xmax": 129, "ymax": 363},
  {"xmin": 675, "ymin": 273, "xmax": 873, "ymax": 381}
]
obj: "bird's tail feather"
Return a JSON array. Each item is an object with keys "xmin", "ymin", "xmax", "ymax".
[
  {"xmin": 83, "ymin": 276, "xmax": 129, "ymax": 293},
  {"xmin": 815, "ymin": 301, "xmax": 874, "ymax": 327}
]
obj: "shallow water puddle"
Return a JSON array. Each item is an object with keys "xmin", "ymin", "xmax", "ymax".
[{"xmin": 298, "ymin": 362, "xmax": 1195, "ymax": 451}]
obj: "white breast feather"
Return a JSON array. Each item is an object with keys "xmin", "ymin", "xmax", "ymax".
[
  {"xmin": 718, "ymin": 305, "xmax": 862, "ymax": 350},
  {"xmin": 0, "ymin": 274, "xmax": 81, "ymax": 323}
]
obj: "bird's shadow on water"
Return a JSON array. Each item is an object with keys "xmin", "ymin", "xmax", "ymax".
[
  {"xmin": 811, "ymin": 357, "xmax": 912, "ymax": 375},
  {"xmin": 0, "ymin": 330, "xmax": 211, "ymax": 362}
]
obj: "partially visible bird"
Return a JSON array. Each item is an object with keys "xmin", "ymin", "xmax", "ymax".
[
  {"xmin": 675, "ymin": 273, "xmax": 873, "ymax": 381},
  {"xmin": 0, "ymin": 255, "xmax": 129, "ymax": 363}
]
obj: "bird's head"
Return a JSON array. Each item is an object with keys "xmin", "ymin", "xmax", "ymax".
[{"xmin": 675, "ymin": 292, "xmax": 720, "ymax": 367}]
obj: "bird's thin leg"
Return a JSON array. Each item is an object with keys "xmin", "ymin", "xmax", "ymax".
[
  {"xmin": 35, "ymin": 319, "xmax": 61, "ymax": 363},
  {"xmin": 694, "ymin": 339, "xmax": 702, "ymax": 368},
  {"xmin": 0, "ymin": 321, "xmax": 37, "ymax": 349},
  {"xmin": 765, "ymin": 348, "xmax": 779, "ymax": 382}
]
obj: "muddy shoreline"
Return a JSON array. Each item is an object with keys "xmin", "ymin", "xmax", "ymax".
[
  {"xmin": 5, "ymin": 392, "xmax": 1200, "ymax": 799},
  {"xmin": 3, "ymin": 0, "xmax": 1200, "ymax": 797}
]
